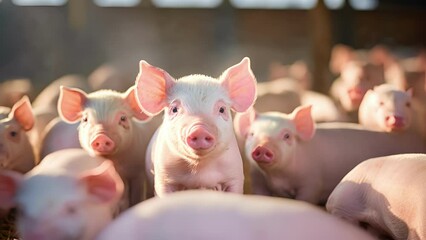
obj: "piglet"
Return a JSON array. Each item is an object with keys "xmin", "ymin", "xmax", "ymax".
[
  {"xmin": 135, "ymin": 57, "xmax": 257, "ymax": 197},
  {"xmin": 0, "ymin": 96, "xmax": 35, "ymax": 173},
  {"xmin": 326, "ymin": 153, "xmax": 426, "ymax": 240},
  {"xmin": 95, "ymin": 190, "xmax": 376, "ymax": 240},
  {"xmin": 0, "ymin": 148, "xmax": 123, "ymax": 240},
  {"xmin": 58, "ymin": 86, "xmax": 156, "ymax": 206},
  {"xmin": 234, "ymin": 105, "xmax": 425, "ymax": 204},
  {"xmin": 359, "ymin": 84, "xmax": 413, "ymax": 132}
]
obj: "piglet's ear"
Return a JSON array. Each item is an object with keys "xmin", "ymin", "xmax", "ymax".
[
  {"xmin": 124, "ymin": 86, "xmax": 151, "ymax": 122},
  {"xmin": 0, "ymin": 170, "xmax": 23, "ymax": 210},
  {"xmin": 135, "ymin": 60, "xmax": 176, "ymax": 116},
  {"xmin": 9, "ymin": 96, "xmax": 34, "ymax": 131},
  {"xmin": 290, "ymin": 105, "xmax": 315, "ymax": 141},
  {"xmin": 80, "ymin": 160, "xmax": 124, "ymax": 204},
  {"xmin": 221, "ymin": 57, "xmax": 257, "ymax": 112},
  {"xmin": 234, "ymin": 107, "xmax": 257, "ymax": 140},
  {"xmin": 58, "ymin": 86, "xmax": 87, "ymax": 123}
]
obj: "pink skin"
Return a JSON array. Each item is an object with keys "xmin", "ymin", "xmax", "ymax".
[
  {"xmin": 0, "ymin": 96, "xmax": 35, "ymax": 173},
  {"xmin": 135, "ymin": 57, "xmax": 257, "ymax": 197},
  {"xmin": 95, "ymin": 191, "xmax": 376, "ymax": 240},
  {"xmin": 330, "ymin": 61, "xmax": 385, "ymax": 114},
  {"xmin": 359, "ymin": 84, "xmax": 413, "ymax": 132},
  {"xmin": 255, "ymin": 78, "xmax": 344, "ymax": 122},
  {"xmin": 329, "ymin": 45, "xmax": 385, "ymax": 117},
  {"xmin": 0, "ymin": 149, "xmax": 124, "ymax": 240},
  {"xmin": 234, "ymin": 106, "xmax": 425, "ymax": 204},
  {"xmin": 327, "ymin": 154, "xmax": 426, "ymax": 240},
  {"xmin": 58, "ymin": 86, "xmax": 153, "ymax": 207},
  {"xmin": 186, "ymin": 125, "xmax": 215, "ymax": 150},
  {"xmin": 38, "ymin": 117, "xmax": 81, "ymax": 160}
]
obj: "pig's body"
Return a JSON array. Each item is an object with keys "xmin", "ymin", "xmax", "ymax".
[
  {"xmin": 255, "ymin": 78, "xmax": 302, "ymax": 114},
  {"xmin": 96, "ymin": 191, "xmax": 376, "ymax": 240},
  {"xmin": 0, "ymin": 78, "xmax": 32, "ymax": 108},
  {"xmin": 359, "ymin": 84, "xmax": 413, "ymax": 132},
  {"xmin": 256, "ymin": 78, "xmax": 343, "ymax": 122},
  {"xmin": 58, "ymin": 87, "xmax": 155, "ymax": 206},
  {"xmin": 136, "ymin": 58, "xmax": 257, "ymax": 197},
  {"xmin": 301, "ymin": 90, "xmax": 344, "ymax": 122},
  {"xmin": 327, "ymin": 153, "xmax": 426, "ymax": 240},
  {"xmin": 38, "ymin": 117, "xmax": 81, "ymax": 160},
  {"xmin": 235, "ymin": 107, "xmax": 425, "ymax": 205},
  {"xmin": 0, "ymin": 149, "xmax": 124, "ymax": 240},
  {"xmin": 0, "ymin": 97, "xmax": 36, "ymax": 174},
  {"xmin": 32, "ymin": 74, "xmax": 90, "ymax": 111}
]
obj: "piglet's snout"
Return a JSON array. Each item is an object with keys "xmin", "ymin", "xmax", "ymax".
[
  {"xmin": 252, "ymin": 145, "xmax": 274, "ymax": 163},
  {"xmin": 186, "ymin": 125, "xmax": 215, "ymax": 150},
  {"xmin": 90, "ymin": 134, "xmax": 115, "ymax": 154},
  {"xmin": 385, "ymin": 116, "xmax": 405, "ymax": 129}
]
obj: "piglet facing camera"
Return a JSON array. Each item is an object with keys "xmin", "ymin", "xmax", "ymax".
[{"xmin": 135, "ymin": 57, "xmax": 257, "ymax": 197}]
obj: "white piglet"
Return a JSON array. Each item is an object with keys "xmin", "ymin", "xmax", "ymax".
[
  {"xmin": 57, "ymin": 86, "xmax": 154, "ymax": 206},
  {"xmin": 0, "ymin": 149, "xmax": 124, "ymax": 240},
  {"xmin": 359, "ymin": 84, "xmax": 413, "ymax": 132},
  {"xmin": 135, "ymin": 57, "xmax": 257, "ymax": 197}
]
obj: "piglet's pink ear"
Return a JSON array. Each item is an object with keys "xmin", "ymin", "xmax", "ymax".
[
  {"xmin": 0, "ymin": 170, "xmax": 23, "ymax": 210},
  {"xmin": 290, "ymin": 105, "xmax": 315, "ymax": 141},
  {"xmin": 80, "ymin": 160, "xmax": 124, "ymax": 203},
  {"xmin": 234, "ymin": 107, "xmax": 257, "ymax": 140},
  {"xmin": 58, "ymin": 86, "xmax": 87, "ymax": 123},
  {"xmin": 124, "ymin": 86, "xmax": 151, "ymax": 121},
  {"xmin": 135, "ymin": 60, "xmax": 176, "ymax": 116},
  {"xmin": 221, "ymin": 57, "xmax": 257, "ymax": 112},
  {"xmin": 9, "ymin": 96, "xmax": 34, "ymax": 131}
]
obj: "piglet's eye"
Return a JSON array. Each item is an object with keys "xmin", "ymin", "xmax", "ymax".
[
  {"xmin": 82, "ymin": 116, "xmax": 88, "ymax": 122},
  {"xmin": 120, "ymin": 115, "xmax": 127, "ymax": 122},
  {"xmin": 172, "ymin": 107, "xmax": 178, "ymax": 113},
  {"xmin": 219, "ymin": 107, "xmax": 225, "ymax": 114},
  {"xmin": 283, "ymin": 133, "xmax": 290, "ymax": 140},
  {"xmin": 9, "ymin": 131, "xmax": 18, "ymax": 138},
  {"xmin": 406, "ymin": 102, "xmax": 411, "ymax": 108}
]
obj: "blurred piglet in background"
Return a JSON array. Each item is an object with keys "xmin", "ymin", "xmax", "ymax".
[{"xmin": 358, "ymin": 84, "xmax": 413, "ymax": 132}]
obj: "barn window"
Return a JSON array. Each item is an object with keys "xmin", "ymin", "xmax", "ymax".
[
  {"xmin": 230, "ymin": 0, "xmax": 317, "ymax": 9},
  {"xmin": 152, "ymin": 0, "xmax": 222, "ymax": 8},
  {"xmin": 349, "ymin": 0, "xmax": 378, "ymax": 10},
  {"xmin": 324, "ymin": 0, "xmax": 344, "ymax": 9},
  {"xmin": 94, "ymin": 0, "xmax": 141, "ymax": 7},
  {"xmin": 12, "ymin": 0, "xmax": 66, "ymax": 6}
]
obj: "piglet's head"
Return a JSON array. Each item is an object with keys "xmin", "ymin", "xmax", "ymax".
[
  {"xmin": 0, "ymin": 160, "xmax": 124, "ymax": 240},
  {"xmin": 234, "ymin": 105, "xmax": 315, "ymax": 170},
  {"xmin": 58, "ymin": 86, "xmax": 150, "ymax": 157},
  {"xmin": 363, "ymin": 84, "xmax": 413, "ymax": 132},
  {"xmin": 135, "ymin": 58, "xmax": 256, "ymax": 159},
  {"xmin": 0, "ymin": 96, "xmax": 34, "ymax": 172}
]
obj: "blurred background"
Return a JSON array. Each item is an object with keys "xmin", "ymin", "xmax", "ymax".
[{"xmin": 0, "ymin": 0, "xmax": 425, "ymax": 96}]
